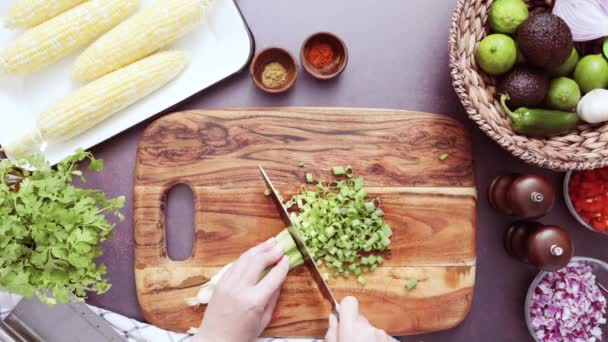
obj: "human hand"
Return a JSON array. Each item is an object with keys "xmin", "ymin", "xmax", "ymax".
[
  {"xmin": 325, "ymin": 296, "xmax": 397, "ymax": 342},
  {"xmin": 193, "ymin": 237, "xmax": 290, "ymax": 342}
]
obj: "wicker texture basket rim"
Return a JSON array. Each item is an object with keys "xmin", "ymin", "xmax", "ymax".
[{"xmin": 449, "ymin": 0, "xmax": 608, "ymax": 171}]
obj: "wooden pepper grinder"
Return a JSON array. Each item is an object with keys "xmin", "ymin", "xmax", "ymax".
[
  {"xmin": 504, "ymin": 221, "xmax": 573, "ymax": 271},
  {"xmin": 489, "ymin": 173, "xmax": 555, "ymax": 219}
]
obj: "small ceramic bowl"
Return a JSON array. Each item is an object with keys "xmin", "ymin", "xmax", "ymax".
[
  {"xmin": 563, "ymin": 170, "xmax": 606, "ymax": 235},
  {"xmin": 250, "ymin": 47, "xmax": 298, "ymax": 93},
  {"xmin": 525, "ymin": 256, "xmax": 608, "ymax": 341},
  {"xmin": 300, "ymin": 32, "xmax": 348, "ymax": 80}
]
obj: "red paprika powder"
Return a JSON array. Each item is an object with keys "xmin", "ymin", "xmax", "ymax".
[
  {"xmin": 308, "ymin": 42, "xmax": 334, "ymax": 68},
  {"xmin": 569, "ymin": 168, "xmax": 608, "ymax": 232}
]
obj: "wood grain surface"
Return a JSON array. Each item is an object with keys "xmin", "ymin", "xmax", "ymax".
[{"xmin": 134, "ymin": 108, "xmax": 477, "ymax": 336}]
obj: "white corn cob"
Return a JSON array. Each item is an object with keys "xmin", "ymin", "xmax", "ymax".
[
  {"xmin": 5, "ymin": 51, "xmax": 188, "ymax": 157},
  {"xmin": 4, "ymin": 0, "xmax": 89, "ymax": 29},
  {"xmin": 0, "ymin": 0, "xmax": 139, "ymax": 76},
  {"xmin": 73, "ymin": 0, "xmax": 212, "ymax": 83}
]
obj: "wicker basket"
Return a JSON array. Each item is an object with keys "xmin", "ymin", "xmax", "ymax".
[{"xmin": 449, "ymin": 0, "xmax": 608, "ymax": 171}]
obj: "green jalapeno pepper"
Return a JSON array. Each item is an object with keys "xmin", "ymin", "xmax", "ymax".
[{"xmin": 500, "ymin": 94, "xmax": 578, "ymax": 138}]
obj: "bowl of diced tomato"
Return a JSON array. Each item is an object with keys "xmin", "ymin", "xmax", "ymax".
[{"xmin": 564, "ymin": 169, "xmax": 608, "ymax": 235}]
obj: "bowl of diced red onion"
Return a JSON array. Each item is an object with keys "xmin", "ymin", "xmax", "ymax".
[{"xmin": 526, "ymin": 257, "xmax": 608, "ymax": 342}]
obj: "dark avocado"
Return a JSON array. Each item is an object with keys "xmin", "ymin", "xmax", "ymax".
[
  {"xmin": 498, "ymin": 66, "xmax": 549, "ymax": 108},
  {"xmin": 517, "ymin": 13, "xmax": 573, "ymax": 69}
]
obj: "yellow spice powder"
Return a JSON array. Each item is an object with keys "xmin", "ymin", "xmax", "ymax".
[{"xmin": 261, "ymin": 62, "xmax": 288, "ymax": 88}]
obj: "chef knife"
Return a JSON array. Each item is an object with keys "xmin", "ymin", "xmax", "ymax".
[
  {"xmin": 0, "ymin": 295, "xmax": 125, "ymax": 342},
  {"xmin": 259, "ymin": 166, "xmax": 340, "ymax": 318}
]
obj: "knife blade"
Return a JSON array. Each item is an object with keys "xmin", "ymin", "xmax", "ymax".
[{"xmin": 259, "ymin": 166, "xmax": 340, "ymax": 317}]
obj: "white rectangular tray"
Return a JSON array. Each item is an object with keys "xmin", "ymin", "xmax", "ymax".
[{"xmin": 0, "ymin": 0, "xmax": 253, "ymax": 165}]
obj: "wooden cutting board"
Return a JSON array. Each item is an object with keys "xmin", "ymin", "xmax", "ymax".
[{"xmin": 134, "ymin": 108, "xmax": 477, "ymax": 337}]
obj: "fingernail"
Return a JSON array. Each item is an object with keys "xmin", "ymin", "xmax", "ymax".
[
  {"xmin": 271, "ymin": 244, "xmax": 284, "ymax": 255},
  {"xmin": 266, "ymin": 237, "xmax": 276, "ymax": 247}
]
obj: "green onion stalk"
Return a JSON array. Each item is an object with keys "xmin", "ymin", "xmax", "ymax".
[{"xmin": 185, "ymin": 228, "xmax": 303, "ymax": 307}]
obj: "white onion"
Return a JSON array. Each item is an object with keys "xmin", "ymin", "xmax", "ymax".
[
  {"xmin": 185, "ymin": 263, "xmax": 233, "ymax": 306},
  {"xmin": 553, "ymin": 0, "xmax": 608, "ymax": 42}
]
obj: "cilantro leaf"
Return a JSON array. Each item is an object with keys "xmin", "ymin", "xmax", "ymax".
[
  {"xmin": 87, "ymin": 158, "xmax": 104, "ymax": 172},
  {"xmin": 0, "ymin": 151, "xmax": 123, "ymax": 305}
]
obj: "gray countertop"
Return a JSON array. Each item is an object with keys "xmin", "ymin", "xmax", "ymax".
[{"xmin": 84, "ymin": 0, "xmax": 607, "ymax": 340}]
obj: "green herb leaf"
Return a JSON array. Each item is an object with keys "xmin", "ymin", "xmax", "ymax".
[
  {"xmin": 87, "ymin": 158, "xmax": 104, "ymax": 172},
  {"xmin": 0, "ymin": 151, "xmax": 124, "ymax": 305}
]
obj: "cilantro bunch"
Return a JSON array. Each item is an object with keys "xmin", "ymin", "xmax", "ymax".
[{"xmin": 0, "ymin": 149, "xmax": 124, "ymax": 305}]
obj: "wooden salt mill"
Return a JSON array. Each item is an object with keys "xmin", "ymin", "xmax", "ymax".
[
  {"xmin": 488, "ymin": 173, "xmax": 555, "ymax": 219},
  {"xmin": 504, "ymin": 221, "xmax": 573, "ymax": 271}
]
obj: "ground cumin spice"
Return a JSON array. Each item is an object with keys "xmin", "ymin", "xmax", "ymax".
[
  {"xmin": 261, "ymin": 62, "xmax": 288, "ymax": 88},
  {"xmin": 308, "ymin": 42, "xmax": 334, "ymax": 68}
]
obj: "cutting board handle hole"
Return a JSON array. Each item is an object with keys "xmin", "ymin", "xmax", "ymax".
[{"xmin": 165, "ymin": 184, "xmax": 195, "ymax": 261}]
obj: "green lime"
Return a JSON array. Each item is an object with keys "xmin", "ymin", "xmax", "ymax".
[
  {"xmin": 574, "ymin": 54, "xmax": 608, "ymax": 93},
  {"xmin": 489, "ymin": 0, "xmax": 529, "ymax": 34},
  {"xmin": 476, "ymin": 34, "xmax": 517, "ymax": 75},
  {"xmin": 603, "ymin": 37, "xmax": 608, "ymax": 59},
  {"xmin": 547, "ymin": 77, "xmax": 581, "ymax": 111},
  {"xmin": 550, "ymin": 47, "xmax": 579, "ymax": 77}
]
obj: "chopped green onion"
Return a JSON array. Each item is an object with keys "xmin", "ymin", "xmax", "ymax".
[
  {"xmin": 306, "ymin": 173, "xmax": 314, "ymax": 183},
  {"xmin": 286, "ymin": 167, "xmax": 392, "ymax": 281},
  {"xmin": 332, "ymin": 166, "xmax": 346, "ymax": 176},
  {"xmin": 405, "ymin": 279, "xmax": 418, "ymax": 291},
  {"xmin": 381, "ymin": 224, "xmax": 392, "ymax": 238},
  {"xmin": 299, "ymin": 161, "xmax": 305, "ymax": 167},
  {"xmin": 354, "ymin": 177, "xmax": 364, "ymax": 190},
  {"xmin": 439, "ymin": 153, "xmax": 449, "ymax": 161},
  {"xmin": 357, "ymin": 276, "xmax": 366, "ymax": 286},
  {"xmin": 345, "ymin": 165, "xmax": 353, "ymax": 178}
]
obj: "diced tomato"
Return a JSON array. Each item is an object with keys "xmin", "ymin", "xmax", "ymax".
[{"xmin": 570, "ymin": 169, "xmax": 608, "ymax": 233}]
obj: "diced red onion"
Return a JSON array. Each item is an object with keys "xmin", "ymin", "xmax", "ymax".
[
  {"xmin": 530, "ymin": 261, "xmax": 607, "ymax": 342},
  {"xmin": 553, "ymin": 0, "xmax": 608, "ymax": 42}
]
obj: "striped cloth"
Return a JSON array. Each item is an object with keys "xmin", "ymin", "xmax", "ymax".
[{"xmin": 0, "ymin": 291, "xmax": 321, "ymax": 342}]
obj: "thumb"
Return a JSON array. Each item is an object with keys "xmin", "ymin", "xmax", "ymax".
[
  {"xmin": 324, "ymin": 313, "xmax": 338, "ymax": 342},
  {"xmin": 255, "ymin": 255, "xmax": 290, "ymax": 301}
]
